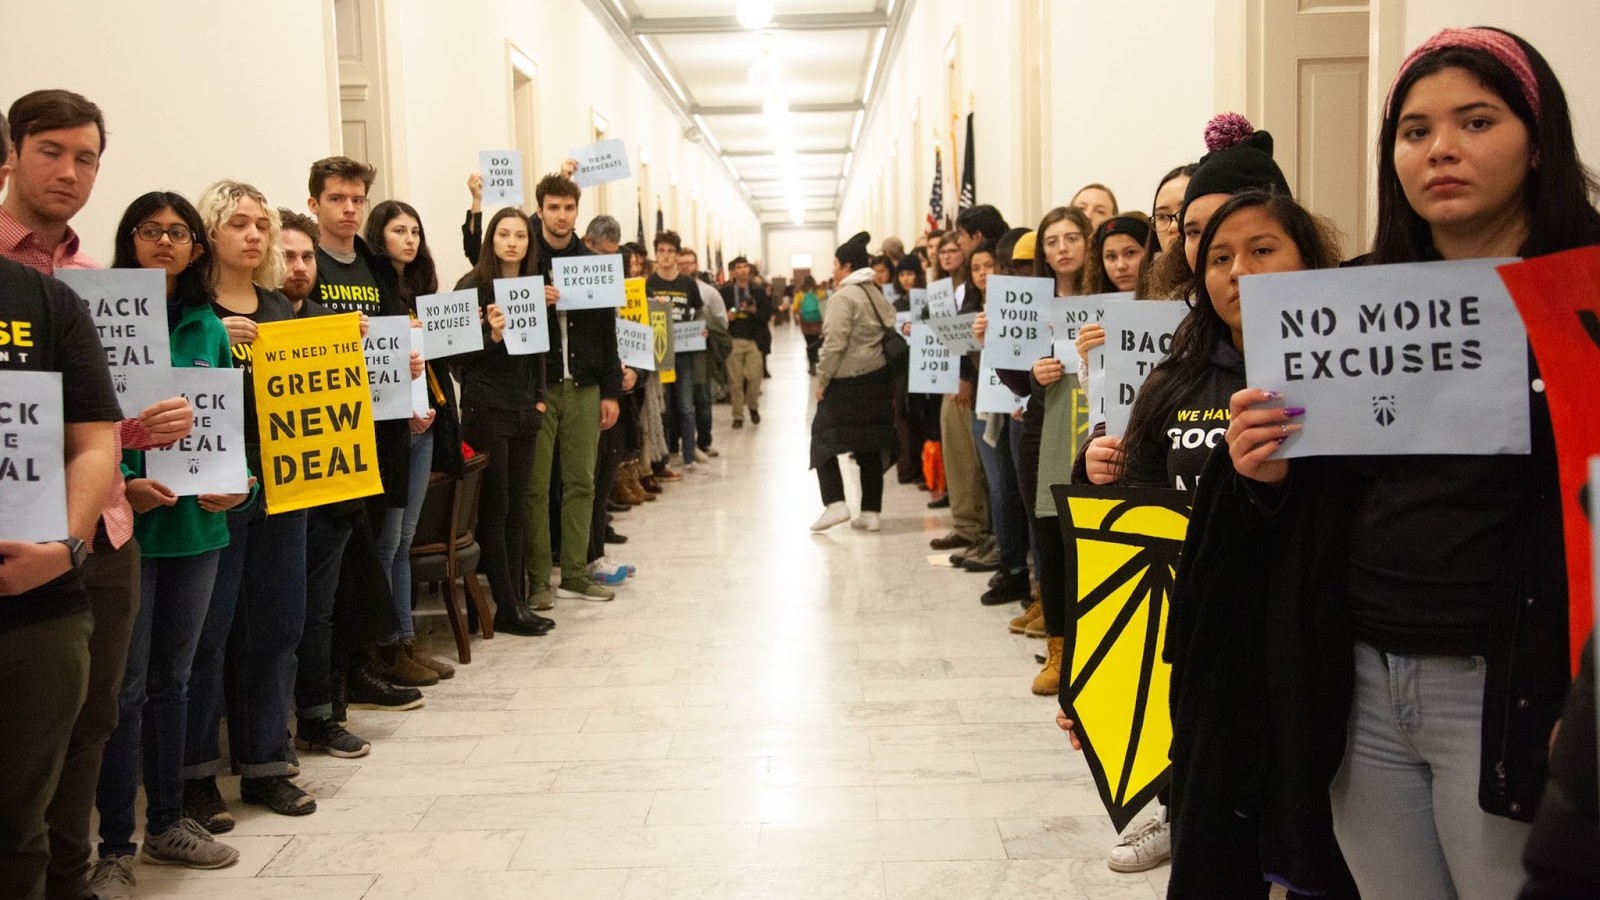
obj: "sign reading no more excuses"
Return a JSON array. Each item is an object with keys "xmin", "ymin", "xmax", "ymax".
[
  {"xmin": 494, "ymin": 276, "xmax": 550, "ymax": 355},
  {"xmin": 416, "ymin": 289, "xmax": 484, "ymax": 360},
  {"xmin": 552, "ymin": 255, "xmax": 626, "ymax": 311},
  {"xmin": 56, "ymin": 268, "xmax": 174, "ymax": 418},
  {"xmin": 616, "ymin": 319, "xmax": 654, "ymax": 370},
  {"xmin": 0, "ymin": 371, "xmax": 68, "ymax": 542},
  {"xmin": 479, "ymin": 149, "xmax": 523, "ymax": 207}
]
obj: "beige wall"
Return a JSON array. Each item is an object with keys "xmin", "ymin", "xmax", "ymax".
[{"xmin": 764, "ymin": 227, "xmax": 838, "ymax": 283}]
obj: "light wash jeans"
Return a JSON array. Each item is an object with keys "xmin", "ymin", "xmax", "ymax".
[
  {"xmin": 1329, "ymin": 641, "xmax": 1532, "ymax": 900},
  {"xmin": 375, "ymin": 430, "xmax": 435, "ymax": 641}
]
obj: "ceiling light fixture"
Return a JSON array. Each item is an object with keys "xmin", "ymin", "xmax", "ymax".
[{"xmin": 736, "ymin": 0, "xmax": 774, "ymax": 30}]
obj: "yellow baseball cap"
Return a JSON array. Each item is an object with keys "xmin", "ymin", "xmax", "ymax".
[{"xmin": 1011, "ymin": 230, "xmax": 1037, "ymax": 261}]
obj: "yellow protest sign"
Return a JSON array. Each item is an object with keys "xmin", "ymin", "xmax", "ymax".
[
  {"xmin": 252, "ymin": 313, "xmax": 382, "ymax": 514},
  {"xmin": 621, "ymin": 277, "xmax": 648, "ymax": 324}
]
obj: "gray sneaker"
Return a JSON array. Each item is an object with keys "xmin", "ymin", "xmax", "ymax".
[
  {"xmin": 140, "ymin": 817, "xmax": 241, "ymax": 869},
  {"xmin": 88, "ymin": 854, "xmax": 135, "ymax": 900},
  {"xmin": 529, "ymin": 589, "xmax": 555, "ymax": 611},
  {"xmin": 555, "ymin": 578, "xmax": 615, "ymax": 601}
]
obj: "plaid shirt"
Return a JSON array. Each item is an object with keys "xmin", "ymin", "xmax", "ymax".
[{"xmin": 0, "ymin": 205, "xmax": 141, "ymax": 550}]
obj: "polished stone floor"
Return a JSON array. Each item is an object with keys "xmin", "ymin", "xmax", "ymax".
[{"xmin": 124, "ymin": 326, "xmax": 1167, "ymax": 898}]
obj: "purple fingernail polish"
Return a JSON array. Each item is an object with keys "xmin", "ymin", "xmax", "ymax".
[
  {"xmin": 1263, "ymin": 390, "xmax": 1282, "ymax": 400},
  {"xmin": 1277, "ymin": 437, "xmax": 1287, "ymax": 445},
  {"xmin": 1284, "ymin": 407, "xmax": 1306, "ymax": 417}
]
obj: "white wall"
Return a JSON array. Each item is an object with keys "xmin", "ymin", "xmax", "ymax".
[
  {"xmin": 0, "ymin": 0, "xmax": 337, "ymax": 263},
  {"xmin": 764, "ymin": 227, "xmax": 838, "ymax": 282}
]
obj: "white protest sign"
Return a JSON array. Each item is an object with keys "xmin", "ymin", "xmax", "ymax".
[
  {"xmin": 571, "ymin": 138, "xmax": 631, "ymax": 188},
  {"xmin": 1053, "ymin": 292, "xmax": 1129, "ymax": 360},
  {"xmin": 145, "ymin": 367, "xmax": 247, "ymax": 495},
  {"xmin": 975, "ymin": 367, "xmax": 1025, "ymax": 415},
  {"xmin": 1240, "ymin": 258, "xmax": 1531, "ymax": 457},
  {"xmin": 494, "ymin": 276, "xmax": 549, "ymax": 355},
  {"xmin": 908, "ymin": 288, "xmax": 929, "ymax": 319},
  {"xmin": 479, "ymin": 150, "xmax": 523, "ymax": 207},
  {"xmin": 0, "ymin": 371, "xmax": 68, "ymax": 542},
  {"xmin": 927, "ymin": 312, "xmax": 981, "ymax": 354},
  {"xmin": 981, "ymin": 276, "xmax": 1056, "ymax": 368},
  {"xmin": 617, "ymin": 319, "xmax": 655, "ymax": 370},
  {"xmin": 409, "ymin": 328, "xmax": 429, "ymax": 418},
  {"xmin": 56, "ymin": 268, "xmax": 174, "ymax": 417},
  {"xmin": 895, "ymin": 311, "xmax": 914, "ymax": 332},
  {"xmin": 673, "ymin": 320, "xmax": 707, "ymax": 353},
  {"xmin": 926, "ymin": 278, "xmax": 959, "ymax": 318},
  {"xmin": 553, "ymin": 255, "xmax": 626, "ymax": 310},
  {"xmin": 1102, "ymin": 301, "xmax": 1188, "ymax": 437},
  {"xmin": 362, "ymin": 316, "xmax": 413, "ymax": 421},
  {"xmin": 908, "ymin": 323, "xmax": 958, "ymax": 394},
  {"xmin": 416, "ymin": 289, "xmax": 483, "ymax": 360},
  {"xmin": 1087, "ymin": 345, "xmax": 1107, "ymax": 429}
]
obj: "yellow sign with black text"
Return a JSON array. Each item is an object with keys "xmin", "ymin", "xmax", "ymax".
[{"xmin": 621, "ymin": 277, "xmax": 648, "ymax": 324}]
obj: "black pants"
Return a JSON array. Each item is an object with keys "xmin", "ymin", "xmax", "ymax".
[
  {"xmin": 816, "ymin": 452, "xmax": 883, "ymax": 511},
  {"xmin": 588, "ymin": 424, "xmax": 622, "ymax": 562},
  {"xmin": 1034, "ymin": 515, "xmax": 1070, "ymax": 637},
  {"xmin": 462, "ymin": 407, "xmax": 540, "ymax": 610}
]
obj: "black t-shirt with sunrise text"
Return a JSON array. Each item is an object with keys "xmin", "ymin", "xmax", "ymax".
[
  {"xmin": 646, "ymin": 272, "xmax": 703, "ymax": 325},
  {"xmin": 0, "ymin": 257, "xmax": 122, "ymax": 634}
]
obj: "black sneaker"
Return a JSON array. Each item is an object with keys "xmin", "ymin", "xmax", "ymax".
[
  {"xmin": 182, "ymin": 777, "xmax": 234, "ymax": 835},
  {"xmin": 749, "ymin": 408, "xmax": 761, "ymax": 424},
  {"xmin": 605, "ymin": 526, "xmax": 628, "ymax": 544},
  {"xmin": 981, "ymin": 570, "xmax": 1031, "ymax": 606},
  {"xmin": 346, "ymin": 661, "xmax": 425, "ymax": 711},
  {"xmin": 239, "ymin": 775, "xmax": 317, "ymax": 817},
  {"xmin": 296, "ymin": 716, "xmax": 372, "ymax": 758}
]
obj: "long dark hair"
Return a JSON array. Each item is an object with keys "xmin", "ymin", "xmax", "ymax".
[
  {"xmin": 459, "ymin": 207, "xmax": 539, "ymax": 290},
  {"xmin": 963, "ymin": 239, "xmax": 997, "ymax": 310},
  {"xmin": 1119, "ymin": 190, "xmax": 1340, "ymax": 479},
  {"xmin": 111, "ymin": 191, "xmax": 214, "ymax": 305},
  {"xmin": 1085, "ymin": 213, "xmax": 1149, "ymax": 295},
  {"xmin": 1146, "ymin": 163, "xmax": 1199, "ymax": 258},
  {"xmin": 363, "ymin": 199, "xmax": 438, "ymax": 306},
  {"xmin": 1373, "ymin": 28, "xmax": 1600, "ymax": 263},
  {"xmin": 1031, "ymin": 206, "xmax": 1091, "ymax": 294}
]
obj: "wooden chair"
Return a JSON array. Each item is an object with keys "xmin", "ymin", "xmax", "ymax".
[{"xmin": 409, "ymin": 453, "xmax": 493, "ymax": 663}]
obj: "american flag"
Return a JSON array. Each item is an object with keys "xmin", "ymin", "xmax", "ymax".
[{"xmin": 926, "ymin": 147, "xmax": 943, "ymax": 232}]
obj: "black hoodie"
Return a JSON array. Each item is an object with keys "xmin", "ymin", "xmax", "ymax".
[
  {"xmin": 535, "ymin": 224, "xmax": 622, "ymax": 399},
  {"xmin": 1122, "ymin": 340, "xmax": 1246, "ymax": 491}
]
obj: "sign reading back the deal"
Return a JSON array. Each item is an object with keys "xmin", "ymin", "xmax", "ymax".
[
  {"xmin": 1241, "ymin": 258, "xmax": 1531, "ymax": 457},
  {"xmin": 975, "ymin": 366, "xmax": 1025, "ymax": 415},
  {"xmin": 494, "ymin": 275, "xmax": 549, "ymax": 355},
  {"xmin": 552, "ymin": 254, "xmax": 626, "ymax": 310},
  {"xmin": 0, "ymin": 371, "xmax": 68, "ymax": 542},
  {"xmin": 616, "ymin": 319, "xmax": 654, "ymax": 370},
  {"xmin": 908, "ymin": 323, "xmax": 958, "ymax": 394},
  {"xmin": 907, "ymin": 288, "xmax": 929, "ymax": 320},
  {"xmin": 981, "ymin": 276, "xmax": 1056, "ymax": 367},
  {"xmin": 926, "ymin": 278, "xmax": 959, "ymax": 318},
  {"xmin": 570, "ymin": 138, "xmax": 631, "ymax": 188},
  {"xmin": 362, "ymin": 316, "xmax": 414, "ymax": 421},
  {"xmin": 927, "ymin": 312, "xmax": 981, "ymax": 354},
  {"xmin": 1102, "ymin": 301, "xmax": 1189, "ymax": 437},
  {"xmin": 416, "ymin": 289, "xmax": 484, "ymax": 360},
  {"xmin": 479, "ymin": 149, "xmax": 523, "ymax": 207},
  {"xmin": 56, "ymin": 268, "xmax": 174, "ymax": 417},
  {"xmin": 252, "ymin": 313, "xmax": 382, "ymax": 514},
  {"xmin": 144, "ymin": 367, "xmax": 247, "ymax": 496}
]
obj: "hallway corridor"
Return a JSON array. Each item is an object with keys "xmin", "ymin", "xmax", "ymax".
[{"xmin": 133, "ymin": 327, "xmax": 1159, "ymax": 899}]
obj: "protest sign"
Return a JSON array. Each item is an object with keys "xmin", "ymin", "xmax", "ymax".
[
  {"xmin": 56, "ymin": 268, "xmax": 174, "ymax": 417},
  {"xmin": 416, "ymin": 289, "xmax": 483, "ymax": 360},
  {"xmin": 1053, "ymin": 292, "xmax": 1129, "ymax": 360},
  {"xmin": 926, "ymin": 278, "xmax": 959, "ymax": 318},
  {"xmin": 895, "ymin": 311, "xmax": 914, "ymax": 332},
  {"xmin": 975, "ymin": 366, "xmax": 1024, "ymax": 415},
  {"xmin": 908, "ymin": 288, "xmax": 929, "ymax": 319},
  {"xmin": 494, "ymin": 275, "xmax": 549, "ymax": 355},
  {"xmin": 0, "ymin": 371, "xmax": 68, "ymax": 542},
  {"xmin": 621, "ymin": 277, "xmax": 648, "ymax": 324},
  {"xmin": 927, "ymin": 312, "xmax": 981, "ymax": 354},
  {"xmin": 145, "ymin": 367, "xmax": 247, "ymax": 495},
  {"xmin": 553, "ymin": 255, "xmax": 626, "ymax": 310},
  {"xmin": 1241, "ymin": 258, "xmax": 1530, "ymax": 458},
  {"xmin": 908, "ymin": 323, "xmax": 958, "ymax": 394},
  {"xmin": 363, "ymin": 316, "xmax": 413, "ymax": 421},
  {"xmin": 570, "ymin": 138, "xmax": 631, "ymax": 188},
  {"xmin": 617, "ymin": 319, "xmax": 655, "ymax": 370},
  {"xmin": 479, "ymin": 150, "xmax": 523, "ymax": 207},
  {"xmin": 409, "ymin": 328, "xmax": 429, "ymax": 418},
  {"xmin": 981, "ymin": 276, "xmax": 1056, "ymax": 367},
  {"xmin": 650, "ymin": 299, "xmax": 675, "ymax": 381},
  {"xmin": 1102, "ymin": 301, "xmax": 1188, "ymax": 437},
  {"xmin": 252, "ymin": 313, "xmax": 382, "ymax": 514},
  {"xmin": 672, "ymin": 320, "xmax": 707, "ymax": 353}
]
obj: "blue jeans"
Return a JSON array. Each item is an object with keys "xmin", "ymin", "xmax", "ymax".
[
  {"xmin": 1329, "ymin": 642, "xmax": 1533, "ymax": 900},
  {"xmin": 184, "ymin": 502, "xmax": 307, "ymax": 779},
  {"xmin": 972, "ymin": 415, "xmax": 1029, "ymax": 573},
  {"xmin": 375, "ymin": 430, "xmax": 435, "ymax": 641},
  {"xmin": 669, "ymin": 354, "xmax": 697, "ymax": 466},
  {"xmin": 295, "ymin": 506, "xmax": 354, "ymax": 719},
  {"xmin": 96, "ymin": 551, "xmax": 220, "ymax": 855}
]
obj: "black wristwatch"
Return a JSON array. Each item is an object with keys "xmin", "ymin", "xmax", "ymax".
[{"xmin": 56, "ymin": 537, "xmax": 89, "ymax": 569}]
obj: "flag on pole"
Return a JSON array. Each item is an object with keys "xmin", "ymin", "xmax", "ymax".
[
  {"xmin": 655, "ymin": 202, "xmax": 665, "ymax": 237},
  {"xmin": 927, "ymin": 147, "xmax": 944, "ymax": 233},
  {"xmin": 635, "ymin": 190, "xmax": 645, "ymax": 245},
  {"xmin": 958, "ymin": 112, "xmax": 976, "ymax": 214}
]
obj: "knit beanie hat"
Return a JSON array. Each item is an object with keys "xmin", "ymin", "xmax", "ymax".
[
  {"xmin": 894, "ymin": 253, "xmax": 924, "ymax": 277},
  {"xmin": 835, "ymin": 231, "xmax": 871, "ymax": 270},
  {"xmin": 1181, "ymin": 113, "xmax": 1292, "ymax": 225},
  {"xmin": 1096, "ymin": 216, "xmax": 1149, "ymax": 249}
]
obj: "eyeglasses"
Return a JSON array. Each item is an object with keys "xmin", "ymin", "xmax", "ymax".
[
  {"xmin": 1152, "ymin": 213, "xmax": 1180, "ymax": 231},
  {"xmin": 1060, "ymin": 233, "xmax": 1086, "ymax": 246},
  {"xmin": 133, "ymin": 223, "xmax": 194, "ymax": 244}
]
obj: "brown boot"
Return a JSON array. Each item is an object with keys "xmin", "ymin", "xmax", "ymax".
[
  {"xmin": 624, "ymin": 464, "xmax": 650, "ymax": 504},
  {"xmin": 377, "ymin": 644, "xmax": 439, "ymax": 687},
  {"xmin": 1008, "ymin": 599, "xmax": 1043, "ymax": 634},
  {"xmin": 404, "ymin": 639, "xmax": 454, "ymax": 680},
  {"xmin": 1023, "ymin": 614, "xmax": 1048, "ymax": 639},
  {"xmin": 1032, "ymin": 636, "xmax": 1064, "ymax": 696}
]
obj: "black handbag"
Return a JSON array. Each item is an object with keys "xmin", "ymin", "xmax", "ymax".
[{"xmin": 864, "ymin": 285, "xmax": 910, "ymax": 378}]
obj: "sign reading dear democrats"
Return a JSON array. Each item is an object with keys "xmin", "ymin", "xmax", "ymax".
[
  {"xmin": 1241, "ymin": 258, "xmax": 1530, "ymax": 458},
  {"xmin": 570, "ymin": 139, "xmax": 631, "ymax": 188}
]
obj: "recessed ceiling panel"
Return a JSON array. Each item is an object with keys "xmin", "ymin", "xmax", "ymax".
[
  {"xmin": 655, "ymin": 30, "xmax": 869, "ymax": 108},
  {"xmin": 705, "ymin": 110, "xmax": 857, "ymax": 154},
  {"xmin": 631, "ymin": 0, "xmax": 881, "ymax": 17}
]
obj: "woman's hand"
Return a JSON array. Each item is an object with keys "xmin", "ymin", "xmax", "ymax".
[
  {"xmin": 220, "ymin": 315, "xmax": 258, "ymax": 346},
  {"xmin": 1032, "ymin": 356, "xmax": 1065, "ymax": 386},
  {"xmin": 126, "ymin": 478, "xmax": 177, "ymax": 514},
  {"xmin": 358, "ymin": 312, "xmax": 370, "ymax": 338},
  {"xmin": 1225, "ymin": 389, "xmax": 1302, "ymax": 485},
  {"xmin": 486, "ymin": 304, "xmax": 507, "ymax": 343},
  {"xmin": 197, "ymin": 476, "xmax": 257, "ymax": 514},
  {"xmin": 410, "ymin": 409, "xmax": 436, "ymax": 434},
  {"xmin": 952, "ymin": 379, "xmax": 975, "ymax": 410},
  {"xmin": 1055, "ymin": 708, "xmax": 1083, "ymax": 751},
  {"xmin": 1074, "ymin": 323, "xmax": 1105, "ymax": 366},
  {"xmin": 972, "ymin": 311, "xmax": 988, "ymax": 345},
  {"xmin": 622, "ymin": 366, "xmax": 638, "ymax": 391},
  {"xmin": 1084, "ymin": 436, "xmax": 1124, "ymax": 485}
]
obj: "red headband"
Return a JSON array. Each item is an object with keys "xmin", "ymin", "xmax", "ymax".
[{"xmin": 1387, "ymin": 28, "xmax": 1542, "ymax": 126}]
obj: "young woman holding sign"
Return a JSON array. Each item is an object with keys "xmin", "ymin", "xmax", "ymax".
[
  {"xmin": 1086, "ymin": 215, "xmax": 1150, "ymax": 294},
  {"xmin": 1213, "ymin": 29, "xmax": 1600, "ymax": 900},
  {"xmin": 91, "ymin": 193, "xmax": 252, "ymax": 885},
  {"xmin": 183, "ymin": 181, "xmax": 317, "ymax": 826},
  {"xmin": 453, "ymin": 207, "xmax": 551, "ymax": 637}
]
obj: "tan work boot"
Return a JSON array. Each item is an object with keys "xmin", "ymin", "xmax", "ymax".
[
  {"xmin": 377, "ymin": 644, "xmax": 439, "ymax": 687},
  {"xmin": 1032, "ymin": 636, "xmax": 1064, "ymax": 696},
  {"xmin": 1023, "ymin": 615, "xmax": 1048, "ymax": 639},
  {"xmin": 404, "ymin": 640, "xmax": 454, "ymax": 680},
  {"xmin": 1009, "ymin": 599, "xmax": 1043, "ymax": 634}
]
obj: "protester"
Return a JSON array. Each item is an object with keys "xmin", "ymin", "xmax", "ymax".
[{"xmin": 721, "ymin": 255, "xmax": 769, "ymax": 427}]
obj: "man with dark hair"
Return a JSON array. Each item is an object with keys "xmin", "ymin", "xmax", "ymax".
[
  {"xmin": 677, "ymin": 246, "xmax": 727, "ymax": 460},
  {"xmin": 579, "ymin": 214, "xmax": 636, "ymax": 584},
  {"xmin": 649, "ymin": 231, "xmax": 706, "ymax": 474},
  {"xmin": 523, "ymin": 170, "xmax": 623, "ymax": 607},
  {"xmin": 955, "ymin": 204, "xmax": 1009, "ymax": 256},
  {"xmin": 720, "ymin": 255, "xmax": 769, "ymax": 428},
  {"xmin": 2, "ymin": 90, "xmax": 198, "ymax": 900}
]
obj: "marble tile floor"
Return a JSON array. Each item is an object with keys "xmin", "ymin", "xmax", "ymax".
[{"xmin": 108, "ymin": 329, "xmax": 1168, "ymax": 898}]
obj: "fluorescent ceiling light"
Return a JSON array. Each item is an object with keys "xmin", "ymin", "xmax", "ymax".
[
  {"xmin": 849, "ymin": 110, "xmax": 864, "ymax": 148},
  {"xmin": 737, "ymin": 0, "xmax": 773, "ymax": 30},
  {"xmin": 861, "ymin": 28, "xmax": 887, "ymax": 99},
  {"xmin": 640, "ymin": 38, "xmax": 687, "ymax": 105}
]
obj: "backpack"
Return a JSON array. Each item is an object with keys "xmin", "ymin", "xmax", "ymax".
[{"xmin": 799, "ymin": 291, "xmax": 822, "ymax": 323}]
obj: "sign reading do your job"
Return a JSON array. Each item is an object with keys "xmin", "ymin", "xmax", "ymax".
[
  {"xmin": 252, "ymin": 314, "xmax": 382, "ymax": 514},
  {"xmin": 1241, "ymin": 258, "xmax": 1531, "ymax": 458},
  {"xmin": 479, "ymin": 149, "xmax": 523, "ymax": 207}
]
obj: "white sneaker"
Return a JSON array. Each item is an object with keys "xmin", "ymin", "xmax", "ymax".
[
  {"xmin": 1106, "ymin": 812, "xmax": 1170, "ymax": 873},
  {"xmin": 851, "ymin": 512, "xmax": 881, "ymax": 532},
  {"xmin": 588, "ymin": 557, "xmax": 630, "ymax": 586},
  {"xmin": 694, "ymin": 447, "xmax": 710, "ymax": 463},
  {"xmin": 88, "ymin": 855, "xmax": 135, "ymax": 900},
  {"xmin": 810, "ymin": 502, "xmax": 850, "ymax": 532}
]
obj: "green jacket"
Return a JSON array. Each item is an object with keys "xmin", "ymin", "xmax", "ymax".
[{"xmin": 123, "ymin": 301, "xmax": 247, "ymax": 558}]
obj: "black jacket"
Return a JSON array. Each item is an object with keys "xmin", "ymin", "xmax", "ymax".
[
  {"xmin": 720, "ymin": 281, "xmax": 771, "ymax": 342},
  {"xmin": 1519, "ymin": 632, "xmax": 1599, "ymax": 898},
  {"xmin": 451, "ymin": 271, "xmax": 547, "ymax": 412},
  {"xmin": 536, "ymin": 226, "xmax": 623, "ymax": 399}
]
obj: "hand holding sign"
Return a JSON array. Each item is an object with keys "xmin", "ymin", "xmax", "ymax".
[
  {"xmin": 494, "ymin": 275, "xmax": 550, "ymax": 355},
  {"xmin": 0, "ymin": 372, "xmax": 69, "ymax": 544},
  {"xmin": 416, "ymin": 289, "xmax": 484, "ymax": 360},
  {"xmin": 570, "ymin": 139, "xmax": 631, "ymax": 188}
]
